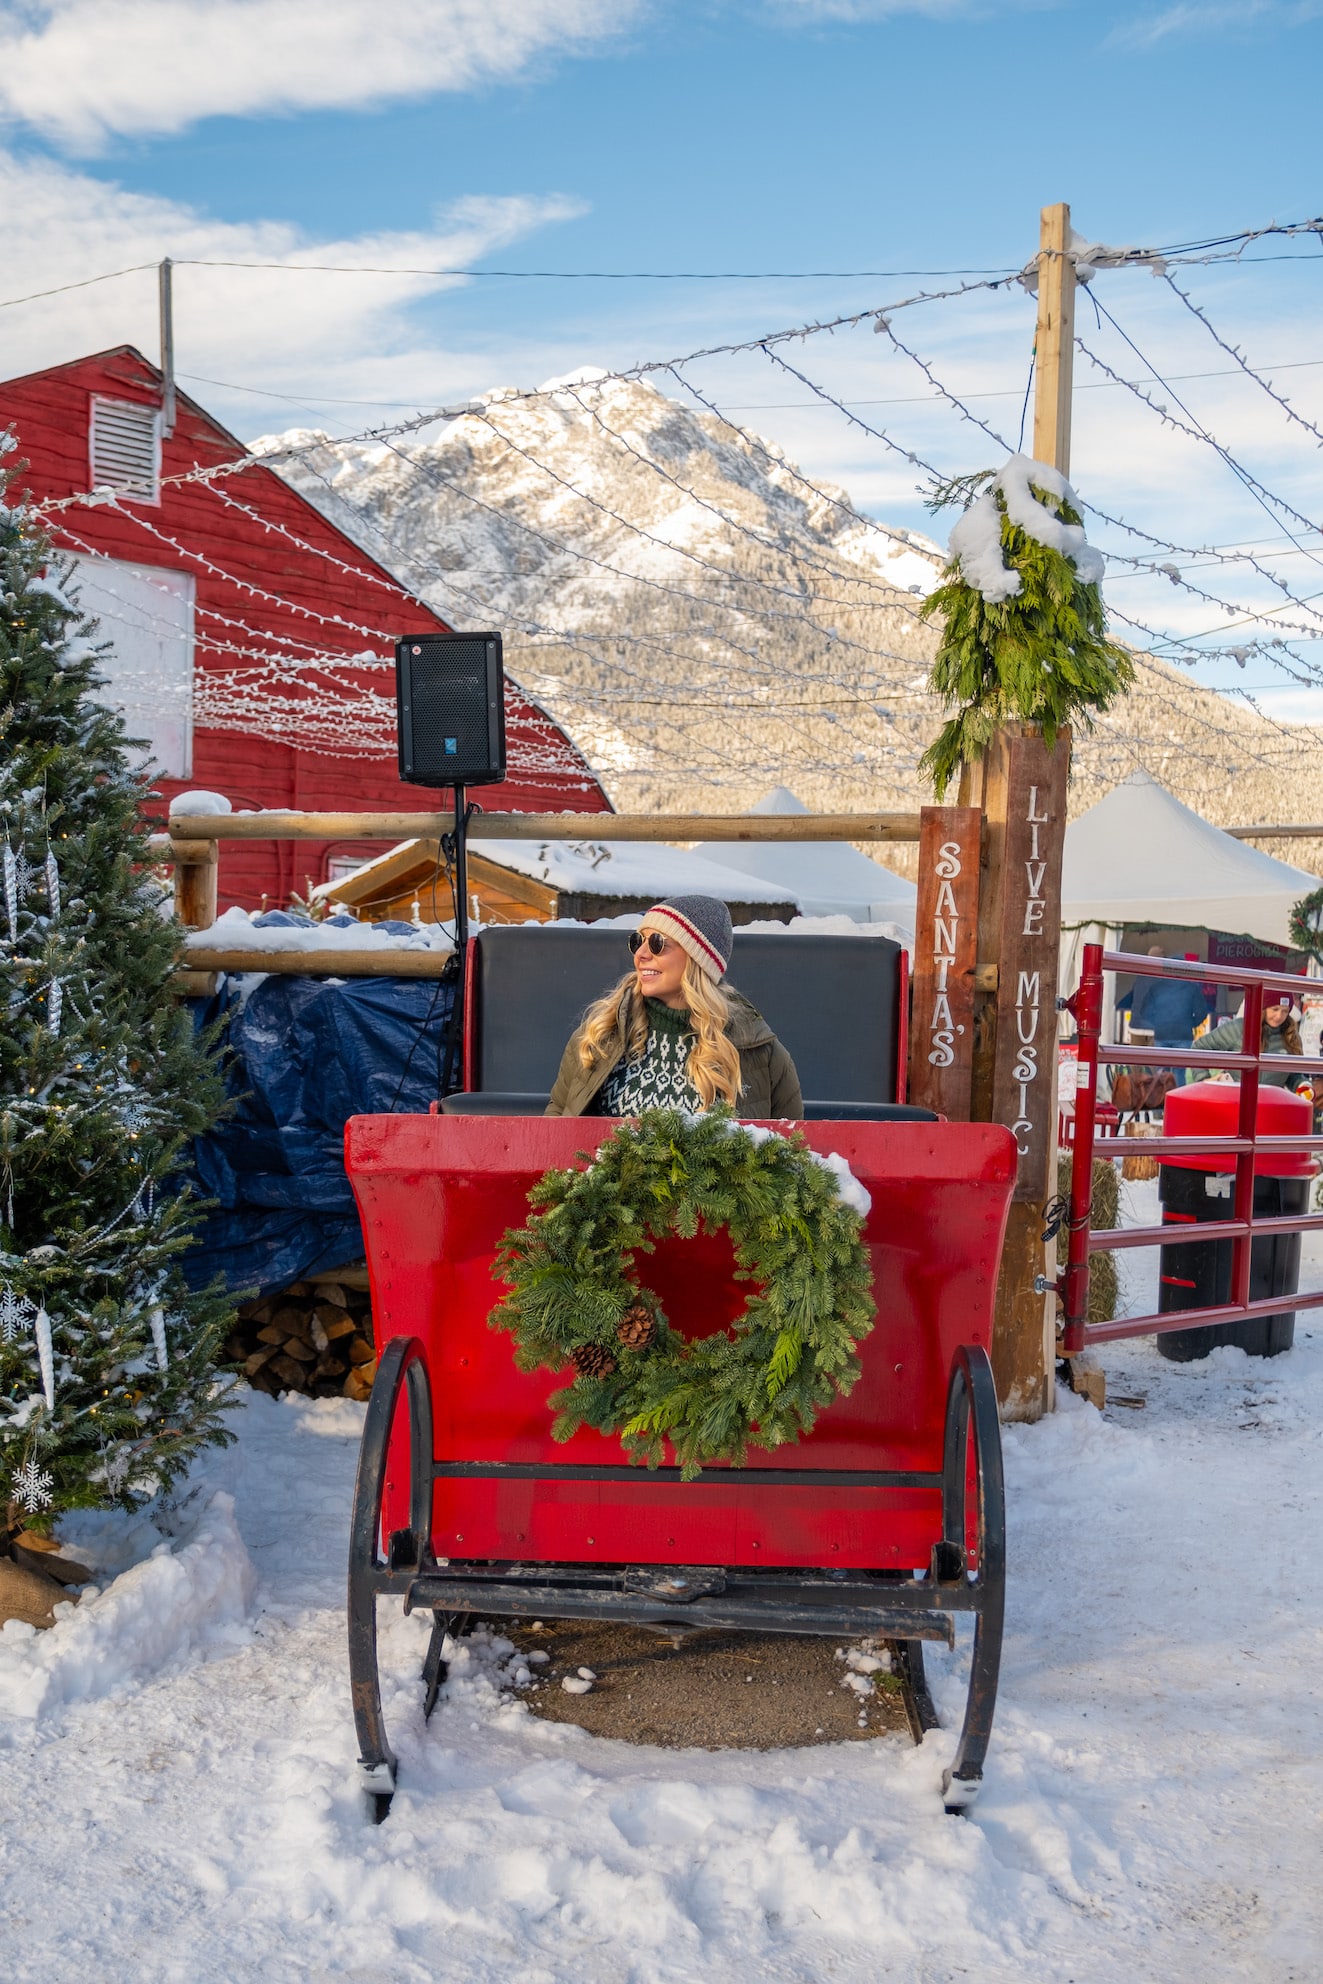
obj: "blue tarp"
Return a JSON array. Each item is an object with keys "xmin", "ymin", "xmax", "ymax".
[{"xmin": 184, "ymin": 919, "xmax": 455, "ymax": 1298}]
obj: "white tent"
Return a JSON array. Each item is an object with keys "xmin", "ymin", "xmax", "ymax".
[
  {"xmin": 695, "ymin": 787, "xmax": 918, "ymax": 935},
  {"xmin": 1061, "ymin": 769, "xmax": 1319, "ymax": 944}
]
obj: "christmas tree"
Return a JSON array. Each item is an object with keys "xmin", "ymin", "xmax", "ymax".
[{"xmin": 1, "ymin": 441, "xmax": 236, "ymax": 1577}]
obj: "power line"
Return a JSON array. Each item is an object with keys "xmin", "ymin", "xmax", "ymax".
[{"xmin": 0, "ymin": 263, "xmax": 156, "ymax": 311}]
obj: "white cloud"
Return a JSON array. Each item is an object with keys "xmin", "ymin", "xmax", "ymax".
[
  {"xmin": 0, "ymin": 0, "xmax": 637, "ymax": 150},
  {"xmin": 0, "ymin": 147, "xmax": 585, "ymax": 404},
  {"xmin": 1107, "ymin": 0, "xmax": 1322, "ymax": 49}
]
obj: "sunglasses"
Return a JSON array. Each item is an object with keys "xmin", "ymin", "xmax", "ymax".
[{"xmin": 628, "ymin": 931, "xmax": 675, "ymax": 957}]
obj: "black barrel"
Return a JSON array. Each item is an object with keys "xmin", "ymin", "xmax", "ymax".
[{"xmin": 1157, "ymin": 1165, "xmax": 1307, "ymax": 1361}]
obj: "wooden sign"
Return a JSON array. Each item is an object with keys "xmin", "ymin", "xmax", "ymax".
[
  {"xmin": 907, "ymin": 806, "xmax": 980, "ymax": 1119},
  {"xmin": 990, "ymin": 731, "xmax": 1070, "ymax": 1201}
]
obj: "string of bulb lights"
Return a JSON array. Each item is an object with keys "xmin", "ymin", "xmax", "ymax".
[{"xmin": 10, "ymin": 214, "xmax": 1323, "ymax": 805}]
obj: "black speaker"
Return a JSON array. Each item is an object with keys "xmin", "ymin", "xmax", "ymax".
[{"xmin": 395, "ymin": 631, "xmax": 506, "ymax": 786}]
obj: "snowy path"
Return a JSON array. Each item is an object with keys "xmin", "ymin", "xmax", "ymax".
[{"xmin": 3, "ymin": 1238, "xmax": 1322, "ymax": 1977}]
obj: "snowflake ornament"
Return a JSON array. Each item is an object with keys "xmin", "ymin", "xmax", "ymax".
[
  {"xmin": 13, "ymin": 1456, "xmax": 54, "ymax": 1514},
  {"xmin": 10, "ymin": 848, "xmax": 35, "ymax": 901},
  {"xmin": 0, "ymin": 1281, "xmax": 37, "ymax": 1344}
]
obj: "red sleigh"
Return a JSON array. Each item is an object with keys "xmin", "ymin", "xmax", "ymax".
[{"xmin": 344, "ymin": 926, "xmax": 1017, "ymax": 1818}]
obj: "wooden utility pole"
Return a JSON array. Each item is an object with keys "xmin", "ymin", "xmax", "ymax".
[
  {"xmin": 961, "ymin": 203, "xmax": 1077, "ymax": 1421},
  {"xmin": 1032, "ymin": 202, "xmax": 1075, "ymax": 474}
]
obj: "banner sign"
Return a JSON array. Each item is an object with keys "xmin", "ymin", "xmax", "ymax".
[
  {"xmin": 908, "ymin": 805, "xmax": 980, "ymax": 1119},
  {"xmin": 990, "ymin": 733, "xmax": 1069, "ymax": 1201}
]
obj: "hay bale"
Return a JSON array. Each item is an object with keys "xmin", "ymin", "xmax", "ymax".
[{"xmin": 1056, "ymin": 1153, "xmax": 1120, "ymax": 1323}]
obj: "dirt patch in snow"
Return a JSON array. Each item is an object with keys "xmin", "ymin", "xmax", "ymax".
[{"xmin": 512, "ymin": 1620, "xmax": 912, "ymax": 1749}]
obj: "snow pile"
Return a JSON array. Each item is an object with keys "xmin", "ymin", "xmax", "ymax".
[
  {"xmin": 4, "ymin": 1253, "xmax": 1323, "ymax": 1976},
  {"xmin": 950, "ymin": 453, "xmax": 1105, "ymax": 603},
  {"xmin": 168, "ymin": 790, "xmax": 232, "ymax": 816},
  {"xmin": 184, "ymin": 906, "xmax": 453, "ymax": 954},
  {"xmin": 0, "ymin": 1491, "xmax": 254, "ymax": 1721}
]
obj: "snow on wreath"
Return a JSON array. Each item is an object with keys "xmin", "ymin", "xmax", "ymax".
[{"xmin": 918, "ymin": 455, "xmax": 1134, "ymax": 797}]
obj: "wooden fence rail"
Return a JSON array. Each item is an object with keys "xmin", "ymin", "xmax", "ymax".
[{"xmin": 165, "ymin": 810, "xmax": 923, "ymax": 846}]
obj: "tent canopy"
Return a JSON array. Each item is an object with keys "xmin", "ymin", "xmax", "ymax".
[
  {"xmin": 1061, "ymin": 769, "xmax": 1318, "ymax": 946},
  {"xmin": 695, "ymin": 787, "xmax": 917, "ymax": 932}
]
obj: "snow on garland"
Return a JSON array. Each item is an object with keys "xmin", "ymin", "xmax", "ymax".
[
  {"xmin": 490, "ymin": 1107, "xmax": 876, "ymax": 1479},
  {"xmin": 919, "ymin": 454, "xmax": 1135, "ymax": 797}
]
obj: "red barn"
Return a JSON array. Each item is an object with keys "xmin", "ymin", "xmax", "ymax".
[{"xmin": 0, "ymin": 346, "xmax": 609, "ymax": 911}]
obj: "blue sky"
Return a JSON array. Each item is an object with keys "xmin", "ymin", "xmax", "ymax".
[{"xmin": 2, "ymin": 0, "xmax": 1322, "ymax": 719}]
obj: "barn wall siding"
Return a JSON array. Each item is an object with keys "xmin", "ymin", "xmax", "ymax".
[{"xmin": 0, "ymin": 346, "xmax": 609, "ymax": 912}]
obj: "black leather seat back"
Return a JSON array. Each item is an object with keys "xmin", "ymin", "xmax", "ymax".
[{"xmin": 469, "ymin": 926, "xmax": 904, "ymax": 1106}]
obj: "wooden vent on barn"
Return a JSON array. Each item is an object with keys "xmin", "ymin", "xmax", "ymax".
[{"xmin": 89, "ymin": 397, "xmax": 160, "ymax": 501}]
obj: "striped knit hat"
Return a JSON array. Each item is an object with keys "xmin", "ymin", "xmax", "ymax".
[{"xmin": 639, "ymin": 895, "xmax": 734, "ymax": 982}]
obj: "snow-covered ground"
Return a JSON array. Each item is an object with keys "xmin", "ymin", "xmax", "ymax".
[{"xmin": 2, "ymin": 1200, "xmax": 1321, "ymax": 1980}]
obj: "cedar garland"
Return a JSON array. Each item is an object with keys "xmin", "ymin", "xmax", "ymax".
[{"xmin": 490, "ymin": 1108, "xmax": 876, "ymax": 1478}]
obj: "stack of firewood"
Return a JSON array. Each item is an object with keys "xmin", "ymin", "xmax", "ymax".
[{"xmin": 222, "ymin": 1276, "xmax": 378, "ymax": 1400}]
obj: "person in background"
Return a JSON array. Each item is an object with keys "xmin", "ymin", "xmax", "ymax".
[
  {"xmin": 1200, "ymin": 992, "xmax": 1309, "ymax": 1091},
  {"xmin": 1122, "ymin": 946, "xmax": 1212, "ymax": 1052}
]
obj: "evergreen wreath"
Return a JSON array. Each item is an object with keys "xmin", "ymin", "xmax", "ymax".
[
  {"xmin": 919, "ymin": 455, "xmax": 1135, "ymax": 798},
  {"xmin": 490, "ymin": 1107, "xmax": 876, "ymax": 1479},
  {"xmin": 1289, "ymin": 885, "xmax": 1323, "ymax": 963}
]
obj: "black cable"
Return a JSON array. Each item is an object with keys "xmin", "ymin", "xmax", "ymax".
[{"xmin": 384, "ymin": 835, "xmax": 454, "ymax": 1114}]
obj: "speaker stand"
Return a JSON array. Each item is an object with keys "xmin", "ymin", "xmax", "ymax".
[
  {"xmin": 438, "ymin": 784, "xmax": 472, "ymax": 1098},
  {"xmin": 450, "ymin": 782, "xmax": 469, "ymax": 953}
]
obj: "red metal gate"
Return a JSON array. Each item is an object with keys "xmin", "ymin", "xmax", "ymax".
[{"xmin": 1061, "ymin": 943, "xmax": 1323, "ymax": 1353}]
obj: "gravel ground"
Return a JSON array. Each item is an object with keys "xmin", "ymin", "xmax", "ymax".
[{"xmin": 510, "ymin": 1619, "xmax": 913, "ymax": 1749}]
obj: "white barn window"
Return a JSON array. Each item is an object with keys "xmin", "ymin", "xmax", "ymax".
[
  {"xmin": 89, "ymin": 397, "xmax": 161, "ymax": 503},
  {"xmin": 70, "ymin": 555, "xmax": 195, "ymax": 778}
]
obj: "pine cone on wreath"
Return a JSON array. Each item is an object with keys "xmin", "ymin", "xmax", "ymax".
[
  {"xmin": 616, "ymin": 1301, "xmax": 657, "ymax": 1352},
  {"xmin": 570, "ymin": 1342, "xmax": 617, "ymax": 1379}
]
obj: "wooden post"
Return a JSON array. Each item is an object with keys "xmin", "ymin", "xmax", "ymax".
[
  {"xmin": 1032, "ymin": 201, "xmax": 1075, "ymax": 474},
  {"xmin": 173, "ymin": 840, "xmax": 218, "ymax": 930},
  {"xmin": 957, "ymin": 204, "xmax": 1078, "ymax": 1421},
  {"xmin": 908, "ymin": 806, "xmax": 980, "ymax": 1118}
]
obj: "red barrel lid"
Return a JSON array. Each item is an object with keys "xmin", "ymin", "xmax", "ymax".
[{"xmin": 1163, "ymin": 1079, "xmax": 1313, "ymax": 1176}]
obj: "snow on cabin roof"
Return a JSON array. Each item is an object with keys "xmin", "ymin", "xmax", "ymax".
[
  {"xmin": 468, "ymin": 836, "xmax": 799, "ymax": 904},
  {"xmin": 318, "ymin": 834, "xmax": 801, "ymax": 907}
]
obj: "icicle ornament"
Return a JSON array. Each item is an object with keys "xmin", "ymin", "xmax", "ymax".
[
  {"xmin": 149, "ymin": 1305, "xmax": 169, "ymax": 1373},
  {"xmin": 44, "ymin": 850, "xmax": 60, "ymax": 918},
  {"xmin": 34, "ymin": 1304, "xmax": 55, "ymax": 1408},
  {"xmin": 3, "ymin": 845, "xmax": 17, "ymax": 941},
  {"xmin": 47, "ymin": 977, "xmax": 63, "ymax": 1036}
]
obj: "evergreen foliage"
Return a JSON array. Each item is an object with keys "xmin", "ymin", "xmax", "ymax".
[
  {"xmin": 491, "ymin": 1108, "xmax": 876, "ymax": 1479},
  {"xmin": 919, "ymin": 465, "xmax": 1134, "ymax": 798},
  {"xmin": 0, "ymin": 448, "xmax": 236, "ymax": 1538},
  {"xmin": 1288, "ymin": 884, "xmax": 1323, "ymax": 964}
]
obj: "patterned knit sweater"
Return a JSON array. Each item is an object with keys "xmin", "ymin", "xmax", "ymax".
[{"xmin": 598, "ymin": 999, "xmax": 701, "ymax": 1114}]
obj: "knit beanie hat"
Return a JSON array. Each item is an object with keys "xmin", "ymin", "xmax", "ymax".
[{"xmin": 639, "ymin": 895, "xmax": 734, "ymax": 981}]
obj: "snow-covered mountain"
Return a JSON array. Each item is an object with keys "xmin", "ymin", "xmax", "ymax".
[{"xmin": 260, "ymin": 369, "xmax": 1322, "ymax": 860}]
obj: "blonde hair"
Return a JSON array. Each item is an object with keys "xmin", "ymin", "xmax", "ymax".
[{"xmin": 576, "ymin": 959, "xmax": 743, "ymax": 1109}]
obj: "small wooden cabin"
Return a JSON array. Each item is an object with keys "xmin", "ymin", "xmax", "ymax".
[{"xmin": 324, "ymin": 836, "xmax": 799, "ymax": 928}]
